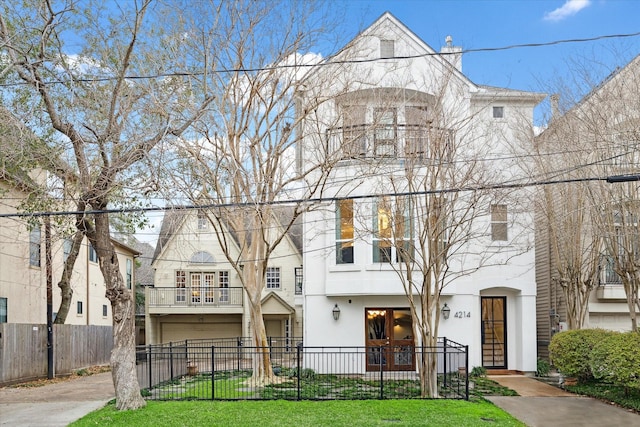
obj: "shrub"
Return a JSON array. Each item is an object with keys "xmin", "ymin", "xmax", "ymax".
[
  {"xmin": 548, "ymin": 329, "xmax": 608, "ymax": 382},
  {"xmin": 590, "ymin": 332, "xmax": 640, "ymax": 393},
  {"xmin": 536, "ymin": 358, "xmax": 550, "ymax": 377},
  {"xmin": 470, "ymin": 366, "xmax": 487, "ymax": 378}
]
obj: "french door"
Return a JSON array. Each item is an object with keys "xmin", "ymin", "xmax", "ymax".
[
  {"xmin": 365, "ymin": 308, "xmax": 414, "ymax": 371},
  {"xmin": 481, "ymin": 297, "xmax": 507, "ymax": 368}
]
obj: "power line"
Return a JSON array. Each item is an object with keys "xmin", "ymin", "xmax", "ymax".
[
  {"xmin": 1, "ymin": 31, "xmax": 639, "ymax": 88},
  {"xmin": 0, "ymin": 174, "xmax": 626, "ymax": 219}
]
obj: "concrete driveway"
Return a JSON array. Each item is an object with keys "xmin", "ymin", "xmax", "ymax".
[
  {"xmin": 486, "ymin": 375, "xmax": 639, "ymax": 427},
  {"xmin": 0, "ymin": 372, "xmax": 114, "ymax": 426}
]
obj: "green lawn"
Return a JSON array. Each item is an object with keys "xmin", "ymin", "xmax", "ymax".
[{"xmin": 71, "ymin": 399, "xmax": 525, "ymax": 427}]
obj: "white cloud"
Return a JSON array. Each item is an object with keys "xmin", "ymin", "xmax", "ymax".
[{"xmin": 544, "ymin": 0, "xmax": 591, "ymax": 22}]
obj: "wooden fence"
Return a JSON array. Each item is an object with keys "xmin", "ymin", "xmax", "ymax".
[{"xmin": 0, "ymin": 323, "xmax": 113, "ymax": 385}]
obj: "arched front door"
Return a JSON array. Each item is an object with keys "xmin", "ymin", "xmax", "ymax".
[
  {"xmin": 365, "ymin": 308, "xmax": 414, "ymax": 371},
  {"xmin": 481, "ymin": 297, "xmax": 507, "ymax": 368}
]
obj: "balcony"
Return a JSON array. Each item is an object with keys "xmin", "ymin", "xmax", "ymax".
[
  {"xmin": 147, "ymin": 287, "xmax": 244, "ymax": 314},
  {"xmin": 597, "ymin": 263, "xmax": 626, "ymax": 301},
  {"xmin": 326, "ymin": 124, "xmax": 453, "ymax": 162}
]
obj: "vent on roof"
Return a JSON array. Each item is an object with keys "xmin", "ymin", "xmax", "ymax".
[{"xmin": 380, "ymin": 39, "xmax": 395, "ymax": 59}]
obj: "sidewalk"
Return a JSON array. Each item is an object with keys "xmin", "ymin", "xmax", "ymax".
[
  {"xmin": 486, "ymin": 375, "xmax": 639, "ymax": 426},
  {"xmin": 0, "ymin": 372, "xmax": 115, "ymax": 426}
]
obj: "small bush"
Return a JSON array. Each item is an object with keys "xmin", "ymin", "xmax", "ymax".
[
  {"xmin": 470, "ymin": 366, "xmax": 487, "ymax": 378},
  {"xmin": 549, "ymin": 329, "xmax": 608, "ymax": 382},
  {"xmin": 536, "ymin": 358, "xmax": 550, "ymax": 377},
  {"xmin": 590, "ymin": 332, "xmax": 640, "ymax": 393}
]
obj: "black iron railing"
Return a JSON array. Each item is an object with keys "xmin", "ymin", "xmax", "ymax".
[{"xmin": 135, "ymin": 337, "xmax": 468, "ymax": 401}]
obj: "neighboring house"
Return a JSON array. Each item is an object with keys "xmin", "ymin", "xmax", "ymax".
[
  {"xmin": 299, "ymin": 13, "xmax": 543, "ymax": 372},
  {"xmin": 0, "ymin": 108, "xmax": 140, "ymax": 326},
  {"xmin": 147, "ymin": 208, "xmax": 303, "ymax": 344},
  {"xmin": 0, "ymin": 167, "xmax": 140, "ymax": 326},
  {"xmin": 535, "ymin": 54, "xmax": 640, "ymax": 358}
]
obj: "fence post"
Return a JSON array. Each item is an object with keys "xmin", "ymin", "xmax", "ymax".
[
  {"xmin": 237, "ymin": 338, "xmax": 242, "ymax": 372},
  {"xmin": 296, "ymin": 342, "xmax": 302, "ymax": 401},
  {"xmin": 169, "ymin": 342, "xmax": 174, "ymax": 379},
  {"xmin": 379, "ymin": 345, "xmax": 384, "ymax": 400},
  {"xmin": 443, "ymin": 337, "xmax": 447, "ymax": 388},
  {"xmin": 147, "ymin": 345, "xmax": 152, "ymax": 390},
  {"xmin": 465, "ymin": 345, "xmax": 469, "ymax": 400},
  {"xmin": 211, "ymin": 346, "xmax": 215, "ymax": 400}
]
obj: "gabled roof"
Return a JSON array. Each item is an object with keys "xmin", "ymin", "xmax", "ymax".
[
  {"xmin": 152, "ymin": 205, "xmax": 302, "ymax": 266},
  {"xmin": 538, "ymin": 53, "xmax": 640, "ymax": 135}
]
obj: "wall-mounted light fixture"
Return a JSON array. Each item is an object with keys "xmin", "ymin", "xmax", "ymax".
[
  {"xmin": 441, "ymin": 303, "xmax": 451, "ymax": 320},
  {"xmin": 332, "ymin": 303, "xmax": 341, "ymax": 321}
]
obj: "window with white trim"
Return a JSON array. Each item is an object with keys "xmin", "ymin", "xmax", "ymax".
[
  {"xmin": 89, "ymin": 243, "xmax": 98, "ymax": 263},
  {"xmin": 491, "ymin": 204, "xmax": 508, "ymax": 241},
  {"xmin": 77, "ymin": 301, "xmax": 83, "ymax": 315},
  {"xmin": 176, "ymin": 270, "xmax": 186, "ymax": 302},
  {"xmin": 0, "ymin": 297, "xmax": 7, "ymax": 323},
  {"xmin": 492, "ymin": 106, "xmax": 504, "ymax": 119},
  {"xmin": 29, "ymin": 226, "xmax": 41, "ymax": 267},
  {"xmin": 266, "ymin": 267, "xmax": 281, "ymax": 289},
  {"xmin": 380, "ymin": 39, "xmax": 395, "ymax": 58},
  {"xmin": 126, "ymin": 259, "xmax": 133, "ymax": 289},
  {"xmin": 336, "ymin": 199, "xmax": 354, "ymax": 264},
  {"xmin": 197, "ymin": 212, "xmax": 208, "ymax": 230},
  {"xmin": 102, "ymin": 304, "xmax": 108, "ymax": 317},
  {"xmin": 219, "ymin": 271, "xmax": 230, "ymax": 303},
  {"xmin": 373, "ymin": 196, "xmax": 413, "ymax": 263}
]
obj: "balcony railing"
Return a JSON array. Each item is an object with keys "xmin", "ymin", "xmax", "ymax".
[
  {"xmin": 326, "ymin": 124, "xmax": 453, "ymax": 161},
  {"xmin": 147, "ymin": 287, "xmax": 244, "ymax": 308}
]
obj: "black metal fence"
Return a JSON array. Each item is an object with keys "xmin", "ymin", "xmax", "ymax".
[{"xmin": 136, "ymin": 337, "xmax": 468, "ymax": 401}]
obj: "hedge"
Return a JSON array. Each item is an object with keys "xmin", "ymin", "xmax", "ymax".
[
  {"xmin": 590, "ymin": 332, "xmax": 640, "ymax": 392},
  {"xmin": 548, "ymin": 329, "xmax": 609, "ymax": 382}
]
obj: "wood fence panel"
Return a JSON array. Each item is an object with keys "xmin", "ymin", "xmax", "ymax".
[{"xmin": 0, "ymin": 323, "xmax": 113, "ymax": 385}]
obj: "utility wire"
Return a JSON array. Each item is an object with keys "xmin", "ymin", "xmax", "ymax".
[
  {"xmin": 1, "ymin": 31, "xmax": 639, "ymax": 87},
  {"xmin": 0, "ymin": 174, "xmax": 626, "ymax": 219}
]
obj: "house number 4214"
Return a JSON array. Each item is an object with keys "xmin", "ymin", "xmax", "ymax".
[{"xmin": 454, "ymin": 311, "xmax": 471, "ymax": 318}]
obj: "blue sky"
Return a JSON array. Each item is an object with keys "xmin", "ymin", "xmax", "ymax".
[{"xmin": 340, "ymin": 0, "xmax": 640, "ymax": 99}]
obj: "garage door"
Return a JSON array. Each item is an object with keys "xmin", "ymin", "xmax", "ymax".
[{"xmin": 161, "ymin": 322, "xmax": 242, "ymax": 343}]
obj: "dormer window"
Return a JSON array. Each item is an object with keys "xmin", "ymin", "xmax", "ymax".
[{"xmin": 380, "ymin": 39, "xmax": 395, "ymax": 59}]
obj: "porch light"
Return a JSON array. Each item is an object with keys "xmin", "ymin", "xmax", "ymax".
[
  {"xmin": 441, "ymin": 303, "xmax": 451, "ymax": 320},
  {"xmin": 332, "ymin": 303, "xmax": 341, "ymax": 321}
]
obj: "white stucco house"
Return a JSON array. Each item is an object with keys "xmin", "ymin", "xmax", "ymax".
[
  {"xmin": 147, "ymin": 208, "xmax": 303, "ymax": 344},
  {"xmin": 298, "ymin": 13, "xmax": 543, "ymax": 373}
]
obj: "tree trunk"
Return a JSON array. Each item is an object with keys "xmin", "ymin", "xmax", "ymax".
[
  {"xmin": 89, "ymin": 213, "xmax": 145, "ymax": 410},
  {"xmin": 54, "ymin": 231, "xmax": 84, "ymax": 324}
]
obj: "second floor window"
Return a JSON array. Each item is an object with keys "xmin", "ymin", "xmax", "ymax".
[
  {"xmin": 336, "ymin": 199, "xmax": 354, "ymax": 264},
  {"xmin": 266, "ymin": 267, "xmax": 281, "ymax": 289},
  {"xmin": 373, "ymin": 197, "xmax": 412, "ymax": 263},
  {"xmin": 126, "ymin": 259, "xmax": 133, "ymax": 289},
  {"xmin": 89, "ymin": 244, "xmax": 98, "ymax": 263},
  {"xmin": 29, "ymin": 226, "xmax": 41, "ymax": 267},
  {"xmin": 491, "ymin": 204, "xmax": 508, "ymax": 241},
  {"xmin": 176, "ymin": 270, "xmax": 186, "ymax": 302},
  {"xmin": 0, "ymin": 297, "xmax": 7, "ymax": 323}
]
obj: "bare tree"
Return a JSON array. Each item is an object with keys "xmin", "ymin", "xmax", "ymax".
[
  {"xmin": 537, "ymin": 54, "xmax": 640, "ymax": 332},
  {"xmin": 533, "ymin": 116, "xmax": 601, "ymax": 330},
  {"xmin": 1, "ymin": 0, "xmax": 213, "ymax": 409},
  {"xmin": 160, "ymin": 0, "xmax": 345, "ymax": 385}
]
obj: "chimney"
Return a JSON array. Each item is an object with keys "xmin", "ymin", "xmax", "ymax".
[
  {"xmin": 440, "ymin": 35, "xmax": 462, "ymax": 72},
  {"xmin": 550, "ymin": 94, "xmax": 560, "ymax": 121}
]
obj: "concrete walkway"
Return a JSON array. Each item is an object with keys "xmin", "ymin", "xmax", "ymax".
[
  {"xmin": 486, "ymin": 375, "xmax": 640, "ymax": 426},
  {"xmin": 0, "ymin": 372, "xmax": 115, "ymax": 426}
]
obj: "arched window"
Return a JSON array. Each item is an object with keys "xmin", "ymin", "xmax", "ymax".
[{"xmin": 189, "ymin": 251, "xmax": 215, "ymax": 264}]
